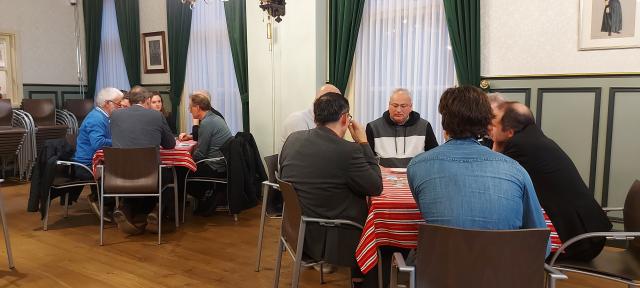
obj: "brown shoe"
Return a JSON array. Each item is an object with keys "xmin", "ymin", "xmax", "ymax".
[
  {"xmin": 113, "ymin": 205, "xmax": 144, "ymax": 235},
  {"xmin": 146, "ymin": 207, "xmax": 175, "ymax": 234}
]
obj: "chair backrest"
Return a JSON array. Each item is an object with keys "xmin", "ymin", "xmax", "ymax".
[
  {"xmin": 103, "ymin": 147, "xmax": 160, "ymax": 195},
  {"xmin": 64, "ymin": 99, "xmax": 94, "ymax": 123},
  {"xmin": 0, "ymin": 99, "xmax": 12, "ymax": 128},
  {"xmin": 264, "ymin": 154, "xmax": 279, "ymax": 183},
  {"xmin": 277, "ymin": 180, "xmax": 303, "ymax": 255},
  {"xmin": 22, "ymin": 99, "xmax": 56, "ymax": 126},
  {"xmin": 624, "ymin": 180, "xmax": 640, "ymax": 254},
  {"xmin": 416, "ymin": 224, "xmax": 550, "ymax": 288}
]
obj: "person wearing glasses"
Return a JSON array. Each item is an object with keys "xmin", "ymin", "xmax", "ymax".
[
  {"xmin": 279, "ymin": 92, "xmax": 382, "ymax": 287},
  {"xmin": 365, "ymin": 88, "xmax": 438, "ymax": 168},
  {"xmin": 72, "ymin": 87, "xmax": 124, "ymax": 221},
  {"xmin": 491, "ymin": 101, "xmax": 612, "ymax": 261}
]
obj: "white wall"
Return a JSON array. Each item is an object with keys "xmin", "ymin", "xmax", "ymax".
[
  {"xmin": 140, "ymin": 0, "xmax": 169, "ymax": 85},
  {"xmin": 0, "ymin": 0, "xmax": 84, "ymax": 85},
  {"xmin": 247, "ymin": 1, "xmax": 327, "ymax": 157},
  {"xmin": 481, "ymin": 0, "xmax": 640, "ymax": 76}
]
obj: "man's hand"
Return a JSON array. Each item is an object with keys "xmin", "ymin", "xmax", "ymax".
[
  {"xmin": 348, "ymin": 119, "xmax": 368, "ymax": 144},
  {"xmin": 178, "ymin": 133, "xmax": 193, "ymax": 141}
]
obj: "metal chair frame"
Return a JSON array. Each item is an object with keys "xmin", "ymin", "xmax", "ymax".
[
  {"xmin": 43, "ymin": 160, "xmax": 98, "ymax": 231},
  {"xmin": 0, "ymin": 179, "xmax": 15, "ymax": 269},
  {"xmin": 182, "ymin": 157, "xmax": 236, "ymax": 222},
  {"xmin": 255, "ymin": 180, "xmax": 281, "ymax": 272}
]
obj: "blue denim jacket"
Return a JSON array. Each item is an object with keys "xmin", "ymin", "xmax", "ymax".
[{"xmin": 407, "ymin": 138, "xmax": 550, "ymax": 255}]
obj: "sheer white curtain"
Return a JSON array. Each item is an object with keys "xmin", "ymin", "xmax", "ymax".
[
  {"xmin": 183, "ymin": 1, "xmax": 242, "ymax": 134},
  {"xmin": 95, "ymin": 0, "xmax": 130, "ymax": 95},
  {"xmin": 353, "ymin": 0, "xmax": 456, "ymax": 143}
]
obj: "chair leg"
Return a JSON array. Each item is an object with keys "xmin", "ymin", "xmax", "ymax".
[
  {"xmin": 183, "ymin": 178, "xmax": 188, "ymax": 223},
  {"xmin": 319, "ymin": 263, "xmax": 324, "ymax": 284},
  {"xmin": 273, "ymin": 239, "xmax": 284, "ymax": 288},
  {"xmin": 234, "ymin": 214, "xmax": 238, "ymax": 222},
  {"xmin": 0, "ymin": 188, "xmax": 15, "ymax": 269},
  {"xmin": 99, "ymin": 193, "xmax": 104, "ymax": 246},
  {"xmin": 378, "ymin": 248, "xmax": 383, "ymax": 288},
  {"xmin": 255, "ymin": 186, "xmax": 270, "ymax": 272},
  {"xmin": 63, "ymin": 192, "xmax": 69, "ymax": 218},
  {"xmin": 43, "ymin": 189, "xmax": 52, "ymax": 231},
  {"xmin": 292, "ymin": 222, "xmax": 307, "ymax": 288},
  {"xmin": 172, "ymin": 167, "xmax": 179, "ymax": 228},
  {"xmin": 158, "ymin": 194, "xmax": 162, "ymax": 245}
]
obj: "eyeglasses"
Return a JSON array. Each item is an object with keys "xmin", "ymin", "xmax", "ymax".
[
  {"xmin": 343, "ymin": 112, "xmax": 353, "ymax": 122},
  {"xmin": 107, "ymin": 100, "xmax": 122, "ymax": 108}
]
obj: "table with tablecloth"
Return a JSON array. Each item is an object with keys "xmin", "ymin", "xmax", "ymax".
[
  {"xmin": 355, "ymin": 168, "xmax": 563, "ymax": 274},
  {"xmin": 91, "ymin": 140, "xmax": 198, "ymax": 175}
]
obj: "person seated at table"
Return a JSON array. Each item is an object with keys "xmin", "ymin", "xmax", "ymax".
[
  {"xmin": 178, "ymin": 90, "xmax": 226, "ymax": 142},
  {"xmin": 110, "ymin": 85, "xmax": 176, "ymax": 235},
  {"xmin": 365, "ymin": 88, "xmax": 438, "ymax": 168},
  {"xmin": 119, "ymin": 90, "xmax": 131, "ymax": 108},
  {"xmin": 407, "ymin": 86, "xmax": 550, "ymax": 254},
  {"xmin": 279, "ymin": 92, "xmax": 382, "ymax": 288},
  {"xmin": 490, "ymin": 101, "xmax": 612, "ymax": 261},
  {"xmin": 186, "ymin": 91, "xmax": 233, "ymax": 216},
  {"xmin": 150, "ymin": 91, "xmax": 169, "ymax": 119},
  {"xmin": 72, "ymin": 87, "xmax": 123, "ymax": 221}
]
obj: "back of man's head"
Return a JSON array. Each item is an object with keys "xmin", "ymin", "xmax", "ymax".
[
  {"xmin": 314, "ymin": 92, "xmax": 349, "ymax": 126},
  {"xmin": 128, "ymin": 85, "xmax": 150, "ymax": 104},
  {"xmin": 487, "ymin": 93, "xmax": 506, "ymax": 108},
  {"xmin": 190, "ymin": 90, "xmax": 212, "ymax": 110},
  {"xmin": 439, "ymin": 86, "xmax": 493, "ymax": 139},
  {"xmin": 499, "ymin": 101, "xmax": 535, "ymax": 133},
  {"xmin": 96, "ymin": 87, "xmax": 123, "ymax": 107},
  {"xmin": 315, "ymin": 84, "xmax": 341, "ymax": 99}
]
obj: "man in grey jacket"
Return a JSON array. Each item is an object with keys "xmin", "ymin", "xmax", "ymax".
[
  {"xmin": 365, "ymin": 88, "xmax": 438, "ymax": 168},
  {"xmin": 110, "ymin": 86, "xmax": 176, "ymax": 235}
]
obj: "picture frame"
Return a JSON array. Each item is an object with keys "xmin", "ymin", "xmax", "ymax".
[
  {"xmin": 579, "ymin": 0, "xmax": 640, "ymax": 50},
  {"xmin": 0, "ymin": 41, "xmax": 6, "ymax": 69},
  {"xmin": 142, "ymin": 31, "xmax": 168, "ymax": 73}
]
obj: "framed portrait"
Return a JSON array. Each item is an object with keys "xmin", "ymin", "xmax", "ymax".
[
  {"xmin": 580, "ymin": 0, "xmax": 640, "ymax": 50},
  {"xmin": 142, "ymin": 31, "xmax": 167, "ymax": 73},
  {"xmin": 0, "ymin": 41, "xmax": 6, "ymax": 68}
]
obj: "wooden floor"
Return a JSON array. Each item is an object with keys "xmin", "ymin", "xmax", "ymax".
[{"xmin": 0, "ymin": 180, "xmax": 628, "ymax": 287}]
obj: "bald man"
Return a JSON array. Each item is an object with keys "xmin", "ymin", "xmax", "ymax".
[
  {"xmin": 493, "ymin": 101, "xmax": 612, "ymax": 261},
  {"xmin": 280, "ymin": 84, "xmax": 341, "ymax": 145},
  {"xmin": 365, "ymin": 88, "xmax": 438, "ymax": 168}
]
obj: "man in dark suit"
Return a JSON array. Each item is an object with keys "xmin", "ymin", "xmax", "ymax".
[
  {"xmin": 491, "ymin": 101, "xmax": 612, "ymax": 261},
  {"xmin": 110, "ymin": 86, "xmax": 176, "ymax": 235},
  {"xmin": 279, "ymin": 92, "xmax": 382, "ymax": 287}
]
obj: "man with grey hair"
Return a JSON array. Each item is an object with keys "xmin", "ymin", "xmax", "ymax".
[
  {"xmin": 365, "ymin": 88, "xmax": 438, "ymax": 167},
  {"xmin": 480, "ymin": 92, "xmax": 507, "ymax": 148},
  {"xmin": 72, "ymin": 87, "xmax": 124, "ymax": 220}
]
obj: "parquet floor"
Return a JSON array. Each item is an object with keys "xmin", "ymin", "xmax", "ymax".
[{"xmin": 0, "ymin": 180, "xmax": 627, "ymax": 287}]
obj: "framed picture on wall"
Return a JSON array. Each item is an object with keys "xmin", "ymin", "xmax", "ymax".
[
  {"xmin": 0, "ymin": 41, "xmax": 6, "ymax": 68},
  {"xmin": 142, "ymin": 31, "xmax": 167, "ymax": 73},
  {"xmin": 579, "ymin": 0, "xmax": 640, "ymax": 50}
]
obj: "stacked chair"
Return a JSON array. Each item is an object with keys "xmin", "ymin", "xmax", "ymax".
[
  {"xmin": 64, "ymin": 99, "xmax": 93, "ymax": 126},
  {"xmin": 0, "ymin": 100, "xmax": 27, "ymax": 179},
  {"xmin": 11, "ymin": 108, "xmax": 36, "ymax": 180},
  {"xmin": 21, "ymin": 99, "xmax": 68, "ymax": 156},
  {"xmin": 56, "ymin": 109, "xmax": 79, "ymax": 136}
]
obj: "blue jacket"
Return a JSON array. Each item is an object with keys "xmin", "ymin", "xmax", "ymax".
[
  {"xmin": 407, "ymin": 138, "xmax": 549, "ymax": 255},
  {"xmin": 73, "ymin": 107, "xmax": 111, "ymax": 166}
]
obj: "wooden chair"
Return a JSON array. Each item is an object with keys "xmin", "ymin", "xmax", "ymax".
[
  {"xmin": 549, "ymin": 180, "xmax": 640, "ymax": 287},
  {"xmin": 273, "ymin": 180, "xmax": 364, "ymax": 288},
  {"xmin": 21, "ymin": 99, "xmax": 68, "ymax": 155},
  {"xmin": 64, "ymin": 99, "xmax": 94, "ymax": 125},
  {"xmin": 100, "ymin": 147, "xmax": 178, "ymax": 245},
  {"xmin": 391, "ymin": 224, "xmax": 566, "ymax": 288},
  {"xmin": 255, "ymin": 154, "xmax": 281, "ymax": 271},
  {"xmin": 0, "ymin": 100, "xmax": 27, "ymax": 178}
]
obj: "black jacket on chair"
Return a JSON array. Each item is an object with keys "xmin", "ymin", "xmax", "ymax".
[
  {"xmin": 220, "ymin": 132, "xmax": 266, "ymax": 214},
  {"xmin": 502, "ymin": 124, "xmax": 612, "ymax": 261},
  {"xmin": 28, "ymin": 138, "xmax": 82, "ymax": 219}
]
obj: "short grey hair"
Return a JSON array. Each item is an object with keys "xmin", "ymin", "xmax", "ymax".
[
  {"xmin": 389, "ymin": 88, "xmax": 413, "ymax": 103},
  {"xmin": 95, "ymin": 87, "xmax": 124, "ymax": 107},
  {"xmin": 487, "ymin": 92, "xmax": 506, "ymax": 105}
]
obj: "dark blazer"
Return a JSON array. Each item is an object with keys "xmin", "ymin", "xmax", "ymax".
[
  {"xmin": 110, "ymin": 105, "xmax": 176, "ymax": 149},
  {"xmin": 279, "ymin": 126, "xmax": 382, "ymax": 266},
  {"xmin": 503, "ymin": 124, "xmax": 612, "ymax": 261}
]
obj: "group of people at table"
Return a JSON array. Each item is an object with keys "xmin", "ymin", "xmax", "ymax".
[
  {"xmin": 68, "ymin": 82, "xmax": 612, "ymax": 287},
  {"xmin": 278, "ymin": 85, "xmax": 611, "ymax": 287},
  {"xmin": 72, "ymin": 86, "xmax": 232, "ymax": 235}
]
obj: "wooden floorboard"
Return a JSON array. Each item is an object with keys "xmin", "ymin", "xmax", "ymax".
[{"xmin": 0, "ymin": 180, "xmax": 628, "ymax": 287}]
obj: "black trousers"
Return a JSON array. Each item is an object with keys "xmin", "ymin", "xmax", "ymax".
[
  {"xmin": 73, "ymin": 165, "xmax": 115, "ymax": 208},
  {"xmin": 121, "ymin": 167, "xmax": 177, "ymax": 220}
]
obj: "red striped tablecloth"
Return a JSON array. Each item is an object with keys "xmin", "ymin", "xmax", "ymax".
[
  {"xmin": 355, "ymin": 168, "xmax": 563, "ymax": 274},
  {"xmin": 91, "ymin": 140, "xmax": 198, "ymax": 175}
]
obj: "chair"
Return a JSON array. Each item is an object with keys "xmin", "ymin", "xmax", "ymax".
[
  {"xmin": 390, "ymin": 224, "xmax": 567, "ymax": 288},
  {"xmin": 548, "ymin": 180, "xmax": 640, "ymax": 287},
  {"xmin": 21, "ymin": 99, "xmax": 68, "ymax": 155},
  {"xmin": 0, "ymin": 100, "xmax": 27, "ymax": 178},
  {"xmin": 182, "ymin": 157, "xmax": 236, "ymax": 222},
  {"xmin": 273, "ymin": 180, "xmax": 364, "ymax": 288},
  {"xmin": 255, "ymin": 154, "xmax": 282, "ymax": 271},
  {"xmin": 0, "ymin": 179, "xmax": 15, "ymax": 269},
  {"xmin": 100, "ymin": 147, "xmax": 179, "ymax": 245},
  {"xmin": 64, "ymin": 99, "xmax": 94, "ymax": 125}
]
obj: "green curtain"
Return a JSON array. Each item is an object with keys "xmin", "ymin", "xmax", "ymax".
[
  {"xmin": 443, "ymin": 0, "xmax": 480, "ymax": 87},
  {"xmin": 329, "ymin": 0, "xmax": 366, "ymax": 95},
  {"xmin": 83, "ymin": 0, "xmax": 103, "ymax": 99},
  {"xmin": 114, "ymin": 0, "xmax": 141, "ymax": 87},
  {"xmin": 224, "ymin": 0, "xmax": 250, "ymax": 132},
  {"xmin": 166, "ymin": 0, "xmax": 193, "ymax": 132}
]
